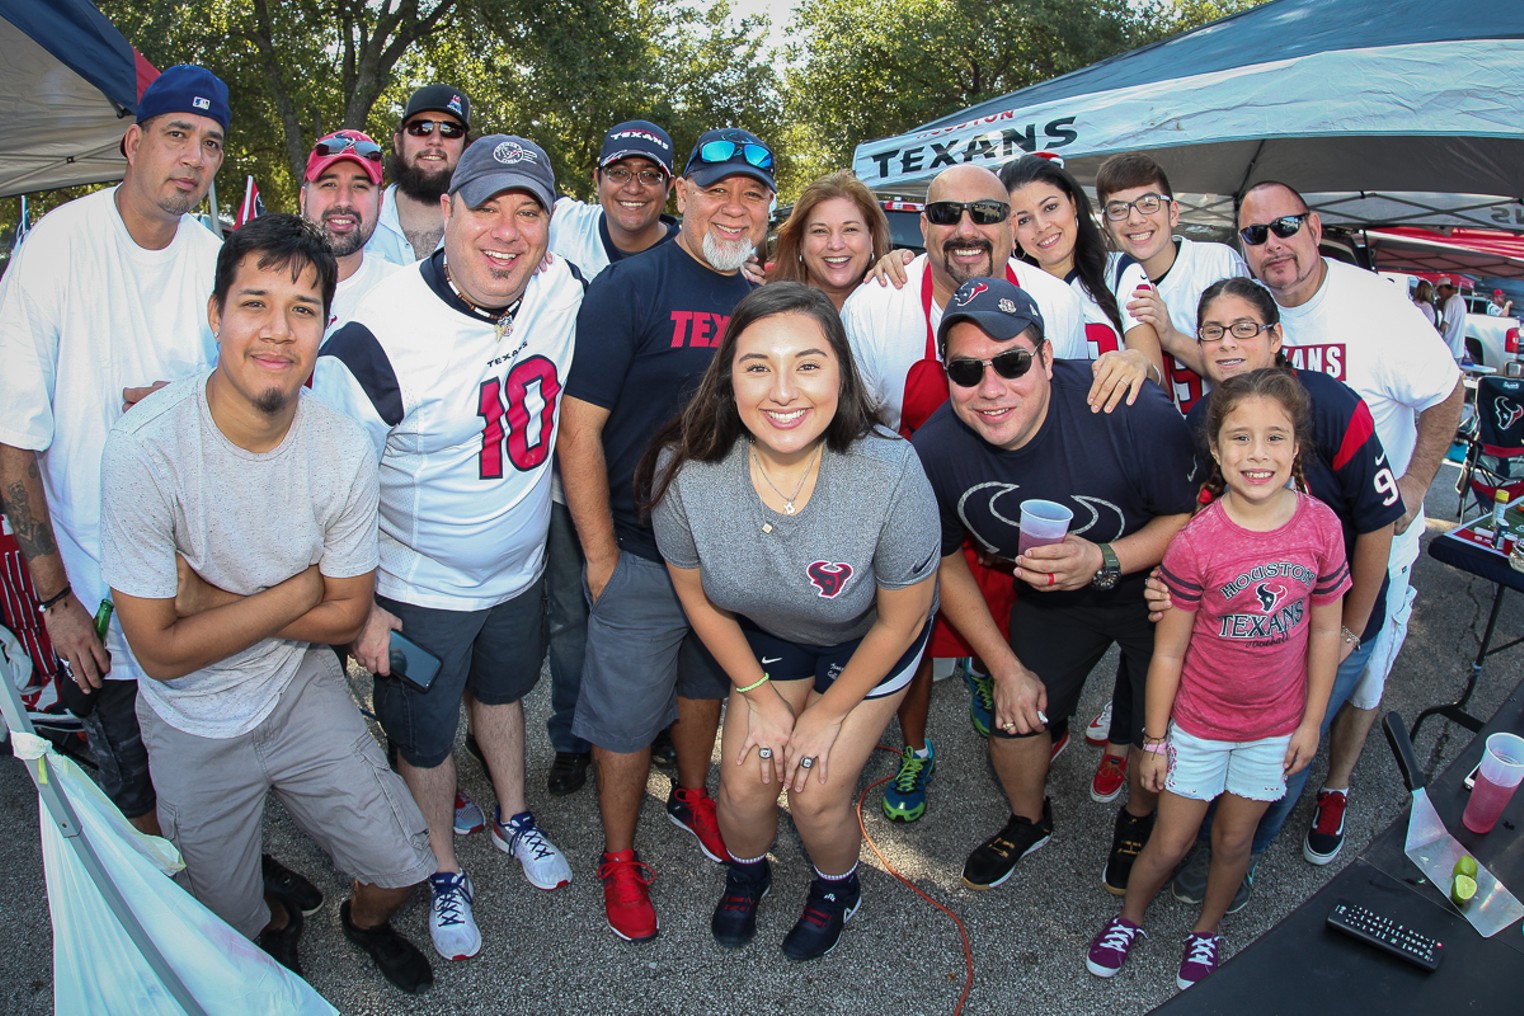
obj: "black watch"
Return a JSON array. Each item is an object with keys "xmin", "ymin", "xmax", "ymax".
[{"xmin": 1091, "ymin": 543, "xmax": 1121, "ymax": 591}]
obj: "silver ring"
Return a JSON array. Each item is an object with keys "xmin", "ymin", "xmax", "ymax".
[
  {"xmin": 800, "ymin": 756, "xmax": 815, "ymax": 769},
  {"xmin": 758, "ymin": 747, "xmax": 773, "ymax": 760}
]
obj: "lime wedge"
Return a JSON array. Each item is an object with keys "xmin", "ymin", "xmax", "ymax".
[
  {"xmin": 1453, "ymin": 855, "xmax": 1479, "ymax": 880},
  {"xmin": 1452, "ymin": 873, "xmax": 1478, "ymax": 908}
]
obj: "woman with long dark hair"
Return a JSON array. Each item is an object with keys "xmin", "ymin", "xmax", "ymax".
[{"xmin": 638, "ymin": 283, "xmax": 939, "ymax": 961}]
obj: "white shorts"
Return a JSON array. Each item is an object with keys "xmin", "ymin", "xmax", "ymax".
[
  {"xmin": 1165, "ymin": 725, "xmax": 1290, "ymax": 803},
  {"xmin": 1350, "ymin": 518, "xmax": 1422, "ymax": 710}
]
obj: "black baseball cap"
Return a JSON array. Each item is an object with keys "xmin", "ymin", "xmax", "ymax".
[
  {"xmin": 937, "ymin": 278, "xmax": 1045, "ymax": 354},
  {"xmin": 401, "ymin": 84, "xmax": 470, "ymax": 130},
  {"xmin": 599, "ymin": 120, "xmax": 674, "ymax": 175}
]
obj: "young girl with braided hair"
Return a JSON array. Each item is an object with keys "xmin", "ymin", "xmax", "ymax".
[{"xmin": 1085, "ymin": 367, "xmax": 1349, "ymax": 990}]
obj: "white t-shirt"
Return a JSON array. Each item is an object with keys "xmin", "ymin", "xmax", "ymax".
[
  {"xmin": 364, "ymin": 184, "xmax": 436, "ymax": 266},
  {"xmin": 1139, "ymin": 237, "xmax": 1250, "ymax": 414},
  {"xmin": 310, "ymin": 255, "xmax": 584, "ymax": 610},
  {"xmin": 1278, "ymin": 259, "xmax": 1461, "ymax": 478},
  {"xmin": 549, "ymin": 197, "xmax": 682, "ymax": 282},
  {"xmin": 1439, "ymin": 292, "xmax": 1466, "ymax": 359},
  {"xmin": 327, "ymin": 254, "xmax": 400, "ymax": 335},
  {"xmin": 839, "ymin": 255, "xmax": 1086, "ymax": 433},
  {"xmin": 0, "ymin": 187, "xmax": 221, "ymax": 682}
]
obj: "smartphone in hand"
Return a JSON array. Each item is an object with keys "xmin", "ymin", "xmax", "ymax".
[{"xmin": 389, "ymin": 631, "xmax": 441, "ymax": 692}]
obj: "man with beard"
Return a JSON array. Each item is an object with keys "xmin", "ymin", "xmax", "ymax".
[
  {"xmin": 365, "ymin": 85, "xmax": 471, "ymax": 265},
  {"xmin": 300, "ymin": 129, "xmax": 397, "ymax": 330},
  {"xmin": 558, "ymin": 128, "xmax": 775, "ymax": 942},
  {"xmin": 0, "ymin": 65, "xmax": 231, "ymax": 839}
]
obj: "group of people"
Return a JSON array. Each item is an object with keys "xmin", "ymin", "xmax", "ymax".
[{"xmin": 0, "ymin": 60, "xmax": 1465, "ymax": 998}]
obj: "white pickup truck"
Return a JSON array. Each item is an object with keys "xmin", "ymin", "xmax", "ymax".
[{"xmin": 1460, "ymin": 292, "xmax": 1522, "ymax": 370}]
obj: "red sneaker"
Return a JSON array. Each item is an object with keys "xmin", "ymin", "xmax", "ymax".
[
  {"xmin": 596, "ymin": 850, "xmax": 658, "ymax": 942},
  {"xmin": 667, "ymin": 785, "xmax": 727, "ymax": 863},
  {"xmin": 1090, "ymin": 752, "xmax": 1128, "ymax": 803}
]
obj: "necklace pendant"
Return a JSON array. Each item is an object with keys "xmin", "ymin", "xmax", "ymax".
[
  {"xmin": 783, "ymin": 501, "xmax": 797, "ymax": 515},
  {"xmin": 761, "ymin": 522, "xmax": 773, "ymax": 534},
  {"xmin": 495, "ymin": 318, "xmax": 512, "ymax": 342}
]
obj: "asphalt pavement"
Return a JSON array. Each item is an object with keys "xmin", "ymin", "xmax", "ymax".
[{"xmin": 0, "ymin": 463, "xmax": 1513, "ymax": 1016}]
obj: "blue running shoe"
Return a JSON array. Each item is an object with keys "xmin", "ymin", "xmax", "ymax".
[
  {"xmin": 962, "ymin": 664, "xmax": 994, "ymax": 738},
  {"xmin": 881, "ymin": 741, "xmax": 935, "ymax": 822}
]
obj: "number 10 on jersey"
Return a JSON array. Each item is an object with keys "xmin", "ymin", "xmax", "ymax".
[{"xmin": 477, "ymin": 355, "xmax": 562, "ymax": 479}]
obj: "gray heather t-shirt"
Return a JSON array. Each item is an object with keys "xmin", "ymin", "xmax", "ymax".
[
  {"xmin": 100, "ymin": 372, "xmax": 379, "ymax": 738},
  {"xmin": 652, "ymin": 430, "xmax": 940, "ymax": 647}
]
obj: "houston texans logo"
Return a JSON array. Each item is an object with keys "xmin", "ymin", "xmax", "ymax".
[
  {"xmin": 1255, "ymin": 582, "xmax": 1287, "ymax": 613},
  {"xmin": 808, "ymin": 561, "xmax": 854, "ymax": 598},
  {"xmin": 953, "ymin": 282, "xmax": 988, "ymax": 307},
  {"xmin": 1495, "ymin": 397, "xmax": 1524, "ymax": 432}
]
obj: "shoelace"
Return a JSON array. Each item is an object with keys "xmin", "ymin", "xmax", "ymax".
[
  {"xmin": 893, "ymin": 754, "xmax": 929, "ymax": 791},
  {"xmin": 969, "ymin": 675, "xmax": 994, "ymax": 716},
  {"xmin": 508, "ymin": 821, "xmax": 556, "ymax": 861},
  {"xmin": 1313, "ymin": 793, "xmax": 1347, "ymax": 833},
  {"xmin": 1099, "ymin": 920, "xmax": 1144, "ymax": 953},
  {"xmin": 597, "ymin": 857, "xmax": 655, "ymax": 902},
  {"xmin": 433, "ymin": 878, "xmax": 471, "ymax": 927},
  {"xmin": 1183, "ymin": 933, "xmax": 1218, "ymax": 966}
]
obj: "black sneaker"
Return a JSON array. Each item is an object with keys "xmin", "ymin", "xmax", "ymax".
[
  {"xmin": 650, "ymin": 727, "xmax": 677, "ymax": 770},
  {"xmin": 962, "ymin": 799, "xmax": 1053, "ymax": 890},
  {"xmin": 547, "ymin": 751, "xmax": 591, "ymax": 796},
  {"xmin": 262, "ymin": 854, "xmax": 323, "ymax": 915},
  {"xmin": 341, "ymin": 899, "xmax": 435, "ymax": 994},
  {"xmin": 711, "ymin": 859, "xmax": 772, "ymax": 949},
  {"xmin": 781, "ymin": 873, "xmax": 861, "ymax": 961},
  {"xmin": 257, "ymin": 896, "xmax": 303, "ymax": 976},
  {"xmin": 1102, "ymin": 808, "xmax": 1156, "ymax": 896}
]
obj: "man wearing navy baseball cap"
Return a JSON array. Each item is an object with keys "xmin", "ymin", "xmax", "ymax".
[
  {"xmin": 910, "ymin": 276, "xmax": 1197, "ymax": 896},
  {"xmin": 368, "ymin": 83, "xmax": 473, "ymax": 265},
  {"xmin": 313, "ymin": 133, "xmax": 584, "ymax": 963}
]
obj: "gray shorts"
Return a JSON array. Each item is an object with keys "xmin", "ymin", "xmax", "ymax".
[
  {"xmin": 137, "ymin": 648, "xmax": 435, "ymax": 939},
  {"xmin": 372, "ymin": 578, "xmax": 547, "ymax": 768},
  {"xmin": 573, "ymin": 551, "xmax": 728, "ymax": 754}
]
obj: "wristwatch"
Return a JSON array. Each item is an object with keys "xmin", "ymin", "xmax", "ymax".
[{"xmin": 1091, "ymin": 543, "xmax": 1121, "ymax": 591}]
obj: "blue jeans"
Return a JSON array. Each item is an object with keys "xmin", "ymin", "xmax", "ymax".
[
  {"xmin": 1197, "ymin": 637, "xmax": 1376, "ymax": 854},
  {"xmin": 544, "ymin": 502, "xmax": 590, "ymax": 754}
]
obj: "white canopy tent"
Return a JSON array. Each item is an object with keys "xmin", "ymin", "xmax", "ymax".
[{"xmin": 852, "ymin": 0, "xmax": 1524, "ymax": 233}]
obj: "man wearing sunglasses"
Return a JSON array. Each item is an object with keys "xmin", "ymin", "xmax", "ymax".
[
  {"xmin": 366, "ymin": 84, "xmax": 472, "ymax": 266},
  {"xmin": 300, "ymin": 129, "xmax": 396, "ymax": 330},
  {"xmin": 559, "ymin": 127, "xmax": 777, "ymax": 943},
  {"xmin": 910, "ymin": 277, "xmax": 1196, "ymax": 892},
  {"xmin": 1237, "ymin": 180, "xmax": 1463, "ymax": 867}
]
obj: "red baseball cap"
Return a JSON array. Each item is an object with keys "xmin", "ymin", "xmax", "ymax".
[
  {"xmin": 305, "ymin": 129, "xmax": 384, "ymax": 185},
  {"xmin": 1495, "ymin": 289, "xmax": 1507, "ymax": 299}
]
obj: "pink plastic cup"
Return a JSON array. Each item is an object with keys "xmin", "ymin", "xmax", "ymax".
[{"xmin": 1462, "ymin": 732, "xmax": 1524, "ymax": 835}]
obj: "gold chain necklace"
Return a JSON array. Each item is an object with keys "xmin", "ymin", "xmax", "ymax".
[{"xmin": 750, "ymin": 441, "xmax": 823, "ymax": 516}]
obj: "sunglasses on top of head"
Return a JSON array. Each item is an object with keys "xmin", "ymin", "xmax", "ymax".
[
  {"xmin": 924, "ymin": 200, "xmax": 1010, "ymax": 227},
  {"xmin": 944, "ymin": 347, "xmax": 1036, "ymax": 388},
  {"xmin": 403, "ymin": 119, "xmax": 466, "ymax": 139},
  {"xmin": 697, "ymin": 139, "xmax": 774, "ymax": 171},
  {"xmin": 312, "ymin": 135, "xmax": 383, "ymax": 163},
  {"xmin": 1238, "ymin": 213, "xmax": 1310, "ymax": 246}
]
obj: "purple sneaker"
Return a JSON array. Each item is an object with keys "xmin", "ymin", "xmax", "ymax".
[
  {"xmin": 1086, "ymin": 915, "xmax": 1145, "ymax": 978},
  {"xmin": 1176, "ymin": 931, "xmax": 1222, "ymax": 988}
]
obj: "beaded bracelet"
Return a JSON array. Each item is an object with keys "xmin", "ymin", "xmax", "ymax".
[
  {"xmin": 736, "ymin": 673, "xmax": 770, "ymax": 694},
  {"xmin": 1339, "ymin": 626, "xmax": 1361, "ymax": 651},
  {"xmin": 1141, "ymin": 742, "xmax": 1168, "ymax": 755}
]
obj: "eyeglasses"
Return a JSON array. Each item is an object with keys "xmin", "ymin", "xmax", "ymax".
[
  {"xmin": 603, "ymin": 166, "xmax": 667, "ymax": 187},
  {"xmin": 1102, "ymin": 192, "xmax": 1170, "ymax": 221},
  {"xmin": 403, "ymin": 119, "xmax": 466, "ymax": 139},
  {"xmin": 312, "ymin": 135, "xmax": 382, "ymax": 163},
  {"xmin": 945, "ymin": 348, "xmax": 1036, "ymax": 388},
  {"xmin": 696, "ymin": 139, "xmax": 774, "ymax": 171},
  {"xmin": 1238, "ymin": 213, "xmax": 1310, "ymax": 246},
  {"xmin": 924, "ymin": 200, "xmax": 1010, "ymax": 227},
  {"xmin": 1198, "ymin": 320, "xmax": 1276, "ymax": 343}
]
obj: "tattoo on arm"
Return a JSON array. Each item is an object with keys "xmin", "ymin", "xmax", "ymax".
[{"xmin": 1, "ymin": 458, "xmax": 60, "ymax": 563}]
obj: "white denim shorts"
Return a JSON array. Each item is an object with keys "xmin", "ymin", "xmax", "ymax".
[{"xmin": 1165, "ymin": 724, "xmax": 1290, "ymax": 803}]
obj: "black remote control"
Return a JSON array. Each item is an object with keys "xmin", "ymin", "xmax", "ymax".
[{"xmin": 1326, "ymin": 899, "xmax": 1443, "ymax": 971}]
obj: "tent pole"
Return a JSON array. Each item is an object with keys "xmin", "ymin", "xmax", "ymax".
[{"xmin": 206, "ymin": 176, "xmax": 220, "ymax": 236}]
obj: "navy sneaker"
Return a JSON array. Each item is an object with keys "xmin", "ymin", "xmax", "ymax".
[
  {"xmin": 781, "ymin": 872, "xmax": 861, "ymax": 961},
  {"xmin": 881, "ymin": 741, "xmax": 935, "ymax": 822},
  {"xmin": 962, "ymin": 663, "xmax": 994, "ymax": 737},
  {"xmin": 711, "ymin": 859, "xmax": 772, "ymax": 949}
]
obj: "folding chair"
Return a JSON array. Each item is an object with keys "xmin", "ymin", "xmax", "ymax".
[{"xmin": 1455, "ymin": 374, "xmax": 1524, "ymax": 518}]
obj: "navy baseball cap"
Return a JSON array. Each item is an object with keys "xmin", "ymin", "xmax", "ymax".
[
  {"xmin": 402, "ymin": 84, "xmax": 470, "ymax": 130},
  {"xmin": 449, "ymin": 135, "xmax": 555, "ymax": 211},
  {"xmin": 937, "ymin": 278, "xmax": 1045, "ymax": 354},
  {"xmin": 599, "ymin": 120, "xmax": 674, "ymax": 175},
  {"xmin": 683, "ymin": 128, "xmax": 775, "ymax": 190},
  {"xmin": 136, "ymin": 65, "xmax": 230, "ymax": 133}
]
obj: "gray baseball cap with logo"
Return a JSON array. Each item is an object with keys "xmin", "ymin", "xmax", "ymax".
[{"xmin": 449, "ymin": 135, "xmax": 555, "ymax": 211}]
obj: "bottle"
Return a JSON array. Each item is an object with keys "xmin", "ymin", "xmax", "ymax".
[
  {"xmin": 1492, "ymin": 489, "xmax": 1510, "ymax": 549},
  {"xmin": 93, "ymin": 599, "xmax": 113, "ymax": 641}
]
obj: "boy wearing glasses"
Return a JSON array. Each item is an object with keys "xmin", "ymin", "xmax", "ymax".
[
  {"xmin": 910, "ymin": 277, "xmax": 1196, "ymax": 893},
  {"xmin": 1094, "ymin": 153, "xmax": 1250, "ymax": 415},
  {"xmin": 300, "ymin": 129, "xmax": 396, "ymax": 330},
  {"xmin": 366, "ymin": 84, "xmax": 471, "ymax": 266}
]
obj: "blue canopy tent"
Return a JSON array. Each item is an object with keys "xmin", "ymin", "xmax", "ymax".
[
  {"xmin": 852, "ymin": 0, "xmax": 1524, "ymax": 233},
  {"xmin": 0, "ymin": 0, "xmax": 147, "ymax": 198}
]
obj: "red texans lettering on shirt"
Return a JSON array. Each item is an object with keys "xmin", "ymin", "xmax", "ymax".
[
  {"xmin": 807, "ymin": 561, "xmax": 854, "ymax": 598},
  {"xmin": 670, "ymin": 311, "xmax": 731, "ymax": 348},
  {"xmin": 1284, "ymin": 344, "xmax": 1347, "ymax": 381}
]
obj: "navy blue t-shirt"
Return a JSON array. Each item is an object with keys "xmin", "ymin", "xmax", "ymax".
[
  {"xmin": 1185, "ymin": 367, "xmax": 1404, "ymax": 642},
  {"xmin": 566, "ymin": 239, "xmax": 756, "ymax": 561},
  {"xmin": 911, "ymin": 359, "xmax": 1199, "ymax": 606}
]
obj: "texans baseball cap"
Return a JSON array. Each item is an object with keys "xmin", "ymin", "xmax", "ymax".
[
  {"xmin": 937, "ymin": 278, "xmax": 1045, "ymax": 353},
  {"xmin": 683, "ymin": 128, "xmax": 775, "ymax": 190},
  {"xmin": 401, "ymin": 84, "xmax": 470, "ymax": 130},
  {"xmin": 599, "ymin": 120, "xmax": 674, "ymax": 175},
  {"xmin": 305, "ymin": 129, "xmax": 384, "ymax": 185},
  {"xmin": 449, "ymin": 135, "xmax": 555, "ymax": 211},
  {"xmin": 135, "ymin": 64, "xmax": 230, "ymax": 133}
]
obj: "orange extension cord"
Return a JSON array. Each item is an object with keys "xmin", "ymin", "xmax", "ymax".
[{"xmin": 856, "ymin": 743, "xmax": 974, "ymax": 1016}]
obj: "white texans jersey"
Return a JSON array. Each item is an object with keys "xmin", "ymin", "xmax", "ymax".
[
  {"xmin": 549, "ymin": 196, "xmax": 679, "ymax": 281},
  {"xmin": 311, "ymin": 253, "xmax": 585, "ymax": 609},
  {"xmin": 1072, "ymin": 255, "xmax": 1148, "ymax": 360},
  {"xmin": 1139, "ymin": 238, "xmax": 1250, "ymax": 414}
]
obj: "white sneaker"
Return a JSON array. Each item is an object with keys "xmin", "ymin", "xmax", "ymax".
[
  {"xmin": 492, "ymin": 809, "xmax": 572, "ymax": 890},
  {"xmin": 1086, "ymin": 703, "xmax": 1114, "ymax": 747},
  {"xmin": 428, "ymin": 870, "xmax": 482, "ymax": 961}
]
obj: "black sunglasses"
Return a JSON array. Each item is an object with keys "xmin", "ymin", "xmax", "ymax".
[
  {"xmin": 924, "ymin": 200, "xmax": 1010, "ymax": 227},
  {"xmin": 1238, "ymin": 213, "xmax": 1309, "ymax": 246},
  {"xmin": 945, "ymin": 348, "xmax": 1036, "ymax": 388},
  {"xmin": 403, "ymin": 119, "xmax": 466, "ymax": 139},
  {"xmin": 312, "ymin": 135, "xmax": 382, "ymax": 163}
]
